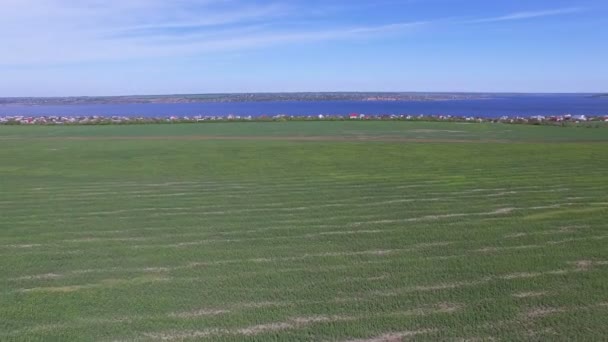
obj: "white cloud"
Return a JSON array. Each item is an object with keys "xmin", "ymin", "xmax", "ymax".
[
  {"xmin": 0, "ymin": 0, "xmax": 428, "ymax": 66},
  {"xmin": 0, "ymin": 2, "xmax": 589, "ymax": 67},
  {"xmin": 468, "ymin": 7, "xmax": 585, "ymax": 23}
]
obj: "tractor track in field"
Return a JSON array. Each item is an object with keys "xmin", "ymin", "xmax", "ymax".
[{"xmin": 1, "ymin": 135, "xmax": 607, "ymax": 143}]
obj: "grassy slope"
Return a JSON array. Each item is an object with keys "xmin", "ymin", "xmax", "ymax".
[{"xmin": 0, "ymin": 122, "xmax": 607, "ymax": 341}]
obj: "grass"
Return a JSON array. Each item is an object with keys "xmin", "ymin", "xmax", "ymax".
[
  {"xmin": 1, "ymin": 121, "xmax": 607, "ymax": 341},
  {"xmin": 1, "ymin": 120, "xmax": 608, "ymax": 141}
]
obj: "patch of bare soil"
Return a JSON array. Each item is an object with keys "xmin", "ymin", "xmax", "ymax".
[
  {"xmin": 512, "ymin": 291, "xmax": 548, "ymax": 298},
  {"xmin": 343, "ymin": 329, "xmax": 436, "ymax": 342},
  {"xmin": 500, "ymin": 272, "xmax": 543, "ymax": 280},
  {"xmin": 144, "ymin": 305, "xmax": 456, "ymax": 340},
  {"xmin": 144, "ymin": 315, "xmax": 354, "ymax": 340},
  {"xmin": 168, "ymin": 309, "xmax": 230, "ymax": 319},
  {"xmin": 525, "ymin": 307, "xmax": 567, "ymax": 318},
  {"xmin": 18, "ymin": 276, "xmax": 170, "ymax": 293},
  {"xmin": 573, "ymin": 260, "xmax": 593, "ymax": 271},
  {"xmin": 13, "ymin": 273, "xmax": 63, "ymax": 281},
  {"xmin": 567, "ymin": 259, "xmax": 608, "ymax": 272},
  {"xmin": 20, "ymin": 285, "xmax": 90, "ymax": 293},
  {"xmin": 3, "ymin": 244, "xmax": 43, "ymax": 249},
  {"xmin": 504, "ymin": 225, "xmax": 588, "ymax": 239},
  {"xmin": 456, "ymin": 337, "xmax": 497, "ymax": 342}
]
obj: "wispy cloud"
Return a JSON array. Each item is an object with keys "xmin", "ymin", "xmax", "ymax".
[
  {"xmin": 0, "ymin": 0, "xmax": 429, "ymax": 66},
  {"xmin": 114, "ymin": 3, "xmax": 289, "ymax": 34},
  {"xmin": 467, "ymin": 7, "xmax": 585, "ymax": 23},
  {"xmin": 0, "ymin": 1, "xmax": 591, "ymax": 67}
]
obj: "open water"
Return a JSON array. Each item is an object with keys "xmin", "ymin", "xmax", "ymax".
[{"xmin": 0, "ymin": 94, "xmax": 606, "ymax": 118}]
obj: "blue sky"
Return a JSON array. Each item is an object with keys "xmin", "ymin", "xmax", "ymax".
[{"xmin": 1, "ymin": 0, "xmax": 607, "ymax": 96}]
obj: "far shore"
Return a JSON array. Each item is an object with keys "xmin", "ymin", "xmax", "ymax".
[{"xmin": 1, "ymin": 113, "xmax": 607, "ymax": 127}]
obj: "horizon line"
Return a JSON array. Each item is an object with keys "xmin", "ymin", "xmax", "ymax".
[{"xmin": 2, "ymin": 91, "xmax": 606, "ymax": 99}]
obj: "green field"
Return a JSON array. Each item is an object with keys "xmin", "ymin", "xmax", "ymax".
[{"xmin": 1, "ymin": 122, "xmax": 607, "ymax": 341}]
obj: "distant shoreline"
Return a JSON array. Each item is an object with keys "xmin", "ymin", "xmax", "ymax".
[
  {"xmin": 0, "ymin": 93, "xmax": 495, "ymax": 106},
  {"xmin": 2, "ymin": 94, "xmax": 606, "ymax": 119},
  {"xmin": 4, "ymin": 91, "xmax": 605, "ymax": 106},
  {"xmin": 1, "ymin": 113, "xmax": 606, "ymax": 127}
]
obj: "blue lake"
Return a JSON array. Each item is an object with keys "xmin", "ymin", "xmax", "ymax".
[{"xmin": 1, "ymin": 94, "xmax": 607, "ymax": 118}]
